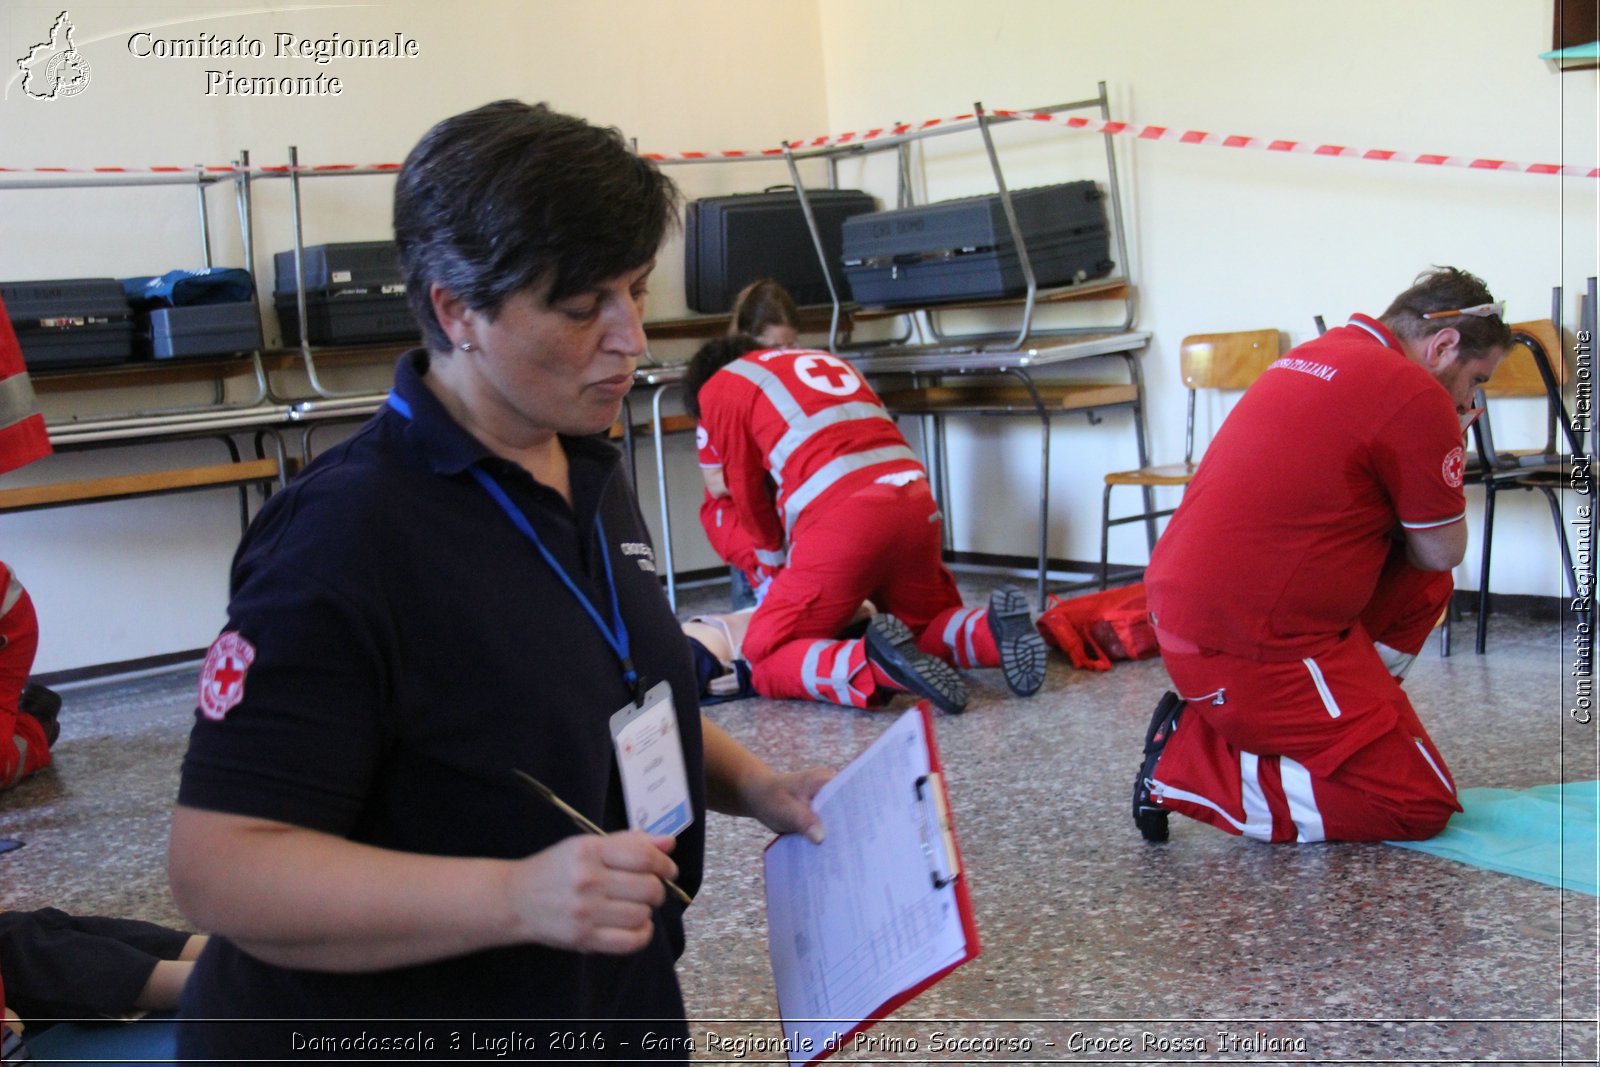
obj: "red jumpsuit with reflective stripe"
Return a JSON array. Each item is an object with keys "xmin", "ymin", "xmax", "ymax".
[
  {"xmin": 695, "ymin": 348, "xmax": 1000, "ymax": 706},
  {"xmin": 0, "ymin": 293, "xmax": 54, "ymax": 789},
  {"xmin": 1144, "ymin": 316, "xmax": 1464, "ymax": 842},
  {"xmin": 0, "ymin": 565, "xmax": 48, "ymax": 789},
  {"xmin": 0, "ymin": 293, "xmax": 51, "ymax": 476}
]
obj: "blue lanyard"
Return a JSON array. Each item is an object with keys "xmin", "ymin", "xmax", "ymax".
[{"xmin": 386, "ymin": 391, "xmax": 640, "ymax": 699}]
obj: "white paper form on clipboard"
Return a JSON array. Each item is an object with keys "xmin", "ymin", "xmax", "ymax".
[{"xmin": 763, "ymin": 705, "xmax": 980, "ymax": 1067}]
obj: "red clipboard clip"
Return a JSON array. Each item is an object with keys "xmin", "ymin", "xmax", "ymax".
[{"xmin": 914, "ymin": 772, "xmax": 962, "ymax": 890}]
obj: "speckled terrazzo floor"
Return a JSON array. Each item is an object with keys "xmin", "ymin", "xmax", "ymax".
[{"xmin": 2, "ymin": 576, "xmax": 1595, "ymax": 1065}]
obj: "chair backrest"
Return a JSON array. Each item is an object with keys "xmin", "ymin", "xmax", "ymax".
[
  {"xmin": 1179, "ymin": 329, "xmax": 1282, "ymax": 391},
  {"xmin": 1483, "ymin": 318, "xmax": 1567, "ymax": 398},
  {"xmin": 1473, "ymin": 318, "xmax": 1577, "ymax": 465}
]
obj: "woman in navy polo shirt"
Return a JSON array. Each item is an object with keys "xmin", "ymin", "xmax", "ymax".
[{"xmin": 168, "ymin": 100, "xmax": 828, "ymax": 1060}]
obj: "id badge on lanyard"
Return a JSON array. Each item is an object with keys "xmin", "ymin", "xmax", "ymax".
[
  {"xmin": 610, "ymin": 680, "xmax": 694, "ymax": 837},
  {"xmin": 387, "ymin": 390, "xmax": 693, "ymax": 836}
]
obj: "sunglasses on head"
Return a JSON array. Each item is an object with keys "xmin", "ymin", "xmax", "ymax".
[{"xmin": 1421, "ymin": 301, "xmax": 1505, "ymax": 321}]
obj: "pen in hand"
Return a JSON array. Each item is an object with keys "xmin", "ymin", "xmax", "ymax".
[{"xmin": 512, "ymin": 768, "xmax": 693, "ymax": 906}]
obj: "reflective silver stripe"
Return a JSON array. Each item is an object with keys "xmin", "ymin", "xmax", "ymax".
[
  {"xmin": 800, "ymin": 641, "xmax": 830, "ymax": 702},
  {"xmin": 7, "ymin": 737, "xmax": 26, "ymax": 787},
  {"xmin": 727, "ymin": 361, "xmax": 807, "ymax": 487},
  {"xmin": 942, "ymin": 607, "xmax": 980, "ymax": 668},
  {"xmin": 0, "ymin": 372, "xmax": 41, "ymax": 431},
  {"xmin": 782, "ymin": 445, "xmax": 919, "ymax": 534},
  {"xmin": 755, "ymin": 547, "xmax": 787, "ymax": 568},
  {"xmin": 768, "ymin": 402, "xmax": 892, "ymax": 481},
  {"xmin": 800, "ymin": 640, "xmax": 857, "ymax": 705},
  {"xmin": 1, "ymin": 570, "xmax": 23, "ymax": 619}
]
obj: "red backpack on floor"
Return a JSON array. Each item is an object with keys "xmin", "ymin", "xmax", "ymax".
[{"xmin": 1036, "ymin": 582, "xmax": 1159, "ymax": 671}]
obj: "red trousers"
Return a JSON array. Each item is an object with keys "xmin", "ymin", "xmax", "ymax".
[
  {"xmin": 743, "ymin": 479, "xmax": 1000, "ymax": 706},
  {"xmin": 1, "ymin": 570, "xmax": 48, "ymax": 789},
  {"xmin": 1152, "ymin": 553, "xmax": 1460, "ymax": 842}
]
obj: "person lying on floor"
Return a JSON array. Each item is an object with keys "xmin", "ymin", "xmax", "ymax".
[
  {"xmin": 684, "ymin": 601, "xmax": 879, "ymax": 703},
  {"xmin": 684, "ymin": 335, "xmax": 1049, "ymax": 714},
  {"xmin": 1135, "ymin": 267, "xmax": 1511, "ymax": 844},
  {"xmin": 0, "ymin": 909, "xmax": 206, "ymax": 1031}
]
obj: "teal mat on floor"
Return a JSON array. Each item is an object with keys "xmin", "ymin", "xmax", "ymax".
[{"xmin": 1389, "ymin": 781, "xmax": 1599, "ymax": 895}]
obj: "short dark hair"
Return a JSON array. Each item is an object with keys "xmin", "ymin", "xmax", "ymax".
[
  {"xmin": 1379, "ymin": 266, "xmax": 1512, "ymax": 360},
  {"xmin": 393, "ymin": 100, "xmax": 680, "ymax": 352},
  {"xmin": 683, "ymin": 335, "xmax": 763, "ymax": 419},
  {"xmin": 729, "ymin": 278, "xmax": 799, "ymax": 339}
]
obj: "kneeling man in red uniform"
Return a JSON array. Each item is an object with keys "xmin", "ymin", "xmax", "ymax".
[{"xmin": 1137, "ymin": 267, "xmax": 1512, "ymax": 843}]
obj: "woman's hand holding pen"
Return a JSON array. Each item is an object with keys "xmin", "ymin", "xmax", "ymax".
[{"xmin": 505, "ymin": 832, "xmax": 680, "ymax": 955}]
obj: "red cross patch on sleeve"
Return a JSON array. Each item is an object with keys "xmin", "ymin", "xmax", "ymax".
[
  {"xmin": 198, "ymin": 631, "xmax": 256, "ymax": 721},
  {"xmin": 1442, "ymin": 445, "xmax": 1466, "ymax": 489}
]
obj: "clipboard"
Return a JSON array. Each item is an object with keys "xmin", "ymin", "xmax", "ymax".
[{"xmin": 762, "ymin": 704, "xmax": 980, "ymax": 1066}]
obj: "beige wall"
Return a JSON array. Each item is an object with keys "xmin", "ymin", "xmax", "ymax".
[
  {"xmin": 819, "ymin": 0, "xmax": 1596, "ymax": 595},
  {"xmin": 0, "ymin": 0, "xmax": 830, "ymax": 672},
  {"xmin": 1, "ymin": 0, "xmax": 1593, "ymax": 671}
]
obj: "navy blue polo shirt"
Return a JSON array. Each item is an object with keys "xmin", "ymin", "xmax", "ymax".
[{"xmin": 177, "ymin": 350, "xmax": 704, "ymax": 1057}]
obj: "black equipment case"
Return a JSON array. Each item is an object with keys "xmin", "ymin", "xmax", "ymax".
[
  {"xmin": 273, "ymin": 241, "xmax": 418, "ymax": 346},
  {"xmin": 145, "ymin": 303, "xmax": 263, "ymax": 360},
  {"xmin": 684, "ymin": 188, "xmax": 878, "ymax": 314},
  {"xmin": 0, "ymin": 278, "xmax": 135, "ymax": 370},
  {"xmin": 839, "ymin": 181, "xmax": 1114, "ymax": 308}
]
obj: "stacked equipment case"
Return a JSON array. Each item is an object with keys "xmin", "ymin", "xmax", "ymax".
[
  {"xmin": 0, "ymin": 278, "xmax": 135, "ymax": 370},
  {"xmin": 123, "ymin": 268, "xmax": 263, "ymax": 361},
  {"xmin": 684, "ymin": 188, "xmax": 877, "ymax": 314},
  {"xmin": 840, "ymin": 181, "xmax": 1114, "ymax": 308},
  {"xmin": 274, "ymin": 240, "xmax": 419, "ymax": 346}
]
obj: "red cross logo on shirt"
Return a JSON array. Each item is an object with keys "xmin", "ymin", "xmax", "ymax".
[
  {"xmin": 198, "ymin": 631, "xmax": 257, "ymax": 721},
  {"xmin": 1442, "ymin": 445, "xmax": 1466, "ymax": 489},
  {"xmin": 794, "ymin": 353, "xmax": 861, "ymax": 397}
]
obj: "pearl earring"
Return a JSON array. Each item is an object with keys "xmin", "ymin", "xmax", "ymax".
[{"xmin": 458, "ymin": 341, "xmax": 475, "ymax": 352}]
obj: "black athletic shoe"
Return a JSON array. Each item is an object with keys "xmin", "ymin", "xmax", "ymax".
[
  {"xmin": 987, "ymin": 585, "xmax": 1047, "ymax": 696},
  {"xmin": 18, "ymin": 683, "xmax": 61, "ymax": 747},
  {"xmin": 865, "ymin": 614, "xmax": 969, "ymax": 714},
  {"xmin": 1133, "ymin": 690, "xmax": 1184, "ymax": 843}
]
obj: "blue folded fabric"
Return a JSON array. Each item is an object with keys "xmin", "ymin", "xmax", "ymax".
[
  {"xmin": 23, "ymin": 1013, "xmax": 177, "ymax": 1064},
  {"xmin": 1389, "ymin": 781, "xmax": 1598, "ymax": 895}
]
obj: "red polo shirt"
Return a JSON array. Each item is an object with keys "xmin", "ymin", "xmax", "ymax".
[{"xmin": 1146, "ymin": 315, "xmax": 1466, "ymax": 660}]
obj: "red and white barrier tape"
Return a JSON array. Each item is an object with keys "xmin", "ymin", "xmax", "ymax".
[
  {"xmin": 991, "ymin": 109, "xmax": 1597, "ymax": 178},
  {"xmin": 2, "ymin": 107, "xmax": 1592, "ymax": 177}
]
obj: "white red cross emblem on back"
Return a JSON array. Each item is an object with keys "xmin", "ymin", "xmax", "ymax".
[
  {"xmin": 198, "ymin": 631, "xmax": 257, "ymax": 720},
  {"xmin": 794, "ymin": 353, "xmax": 861, "ymax": 397}
]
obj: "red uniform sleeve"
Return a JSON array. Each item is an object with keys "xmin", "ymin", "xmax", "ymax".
[
  {"xmin": 698, "ymin": 375, "xmax": 786, "ymax": 560},
  {"xmin": 1371, "ymin": 384, "xmax": 1467, "ymax": 530}
]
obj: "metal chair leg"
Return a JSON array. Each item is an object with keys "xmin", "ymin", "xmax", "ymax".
[
  {"xmin": 1476, "ymin": 483, "xmax": 1497, "ymax": 655},
  {"xmin": 1099, "ymin": 483, "xmax": 1115, "ymax": 592}
]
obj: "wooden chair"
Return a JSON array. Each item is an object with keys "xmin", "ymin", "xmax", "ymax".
[
  {"xmin": 1450, "ymin": 318, "xmax": 1581, "ymax": 654},
  {"xmin": 1098, "ymin": 328, "xmax": 1280, "ymax": 588}
]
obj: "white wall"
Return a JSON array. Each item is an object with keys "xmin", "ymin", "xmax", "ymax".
[
  {"xmin": 1, "ymin": 0, "xmax": 1594, "ymax": 672},
  {"xmin": 819, "ymin": 0, "xmax": 1596, "ymax": 599},
  {"xmin": 0, "ymin": 0, "xmax": 830, "ymax": 672}
]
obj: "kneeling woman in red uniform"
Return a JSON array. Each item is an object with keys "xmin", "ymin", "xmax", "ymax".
[{"xmin": 685, "ymin": 335, "xmax": 1049, "ymax": 713}]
